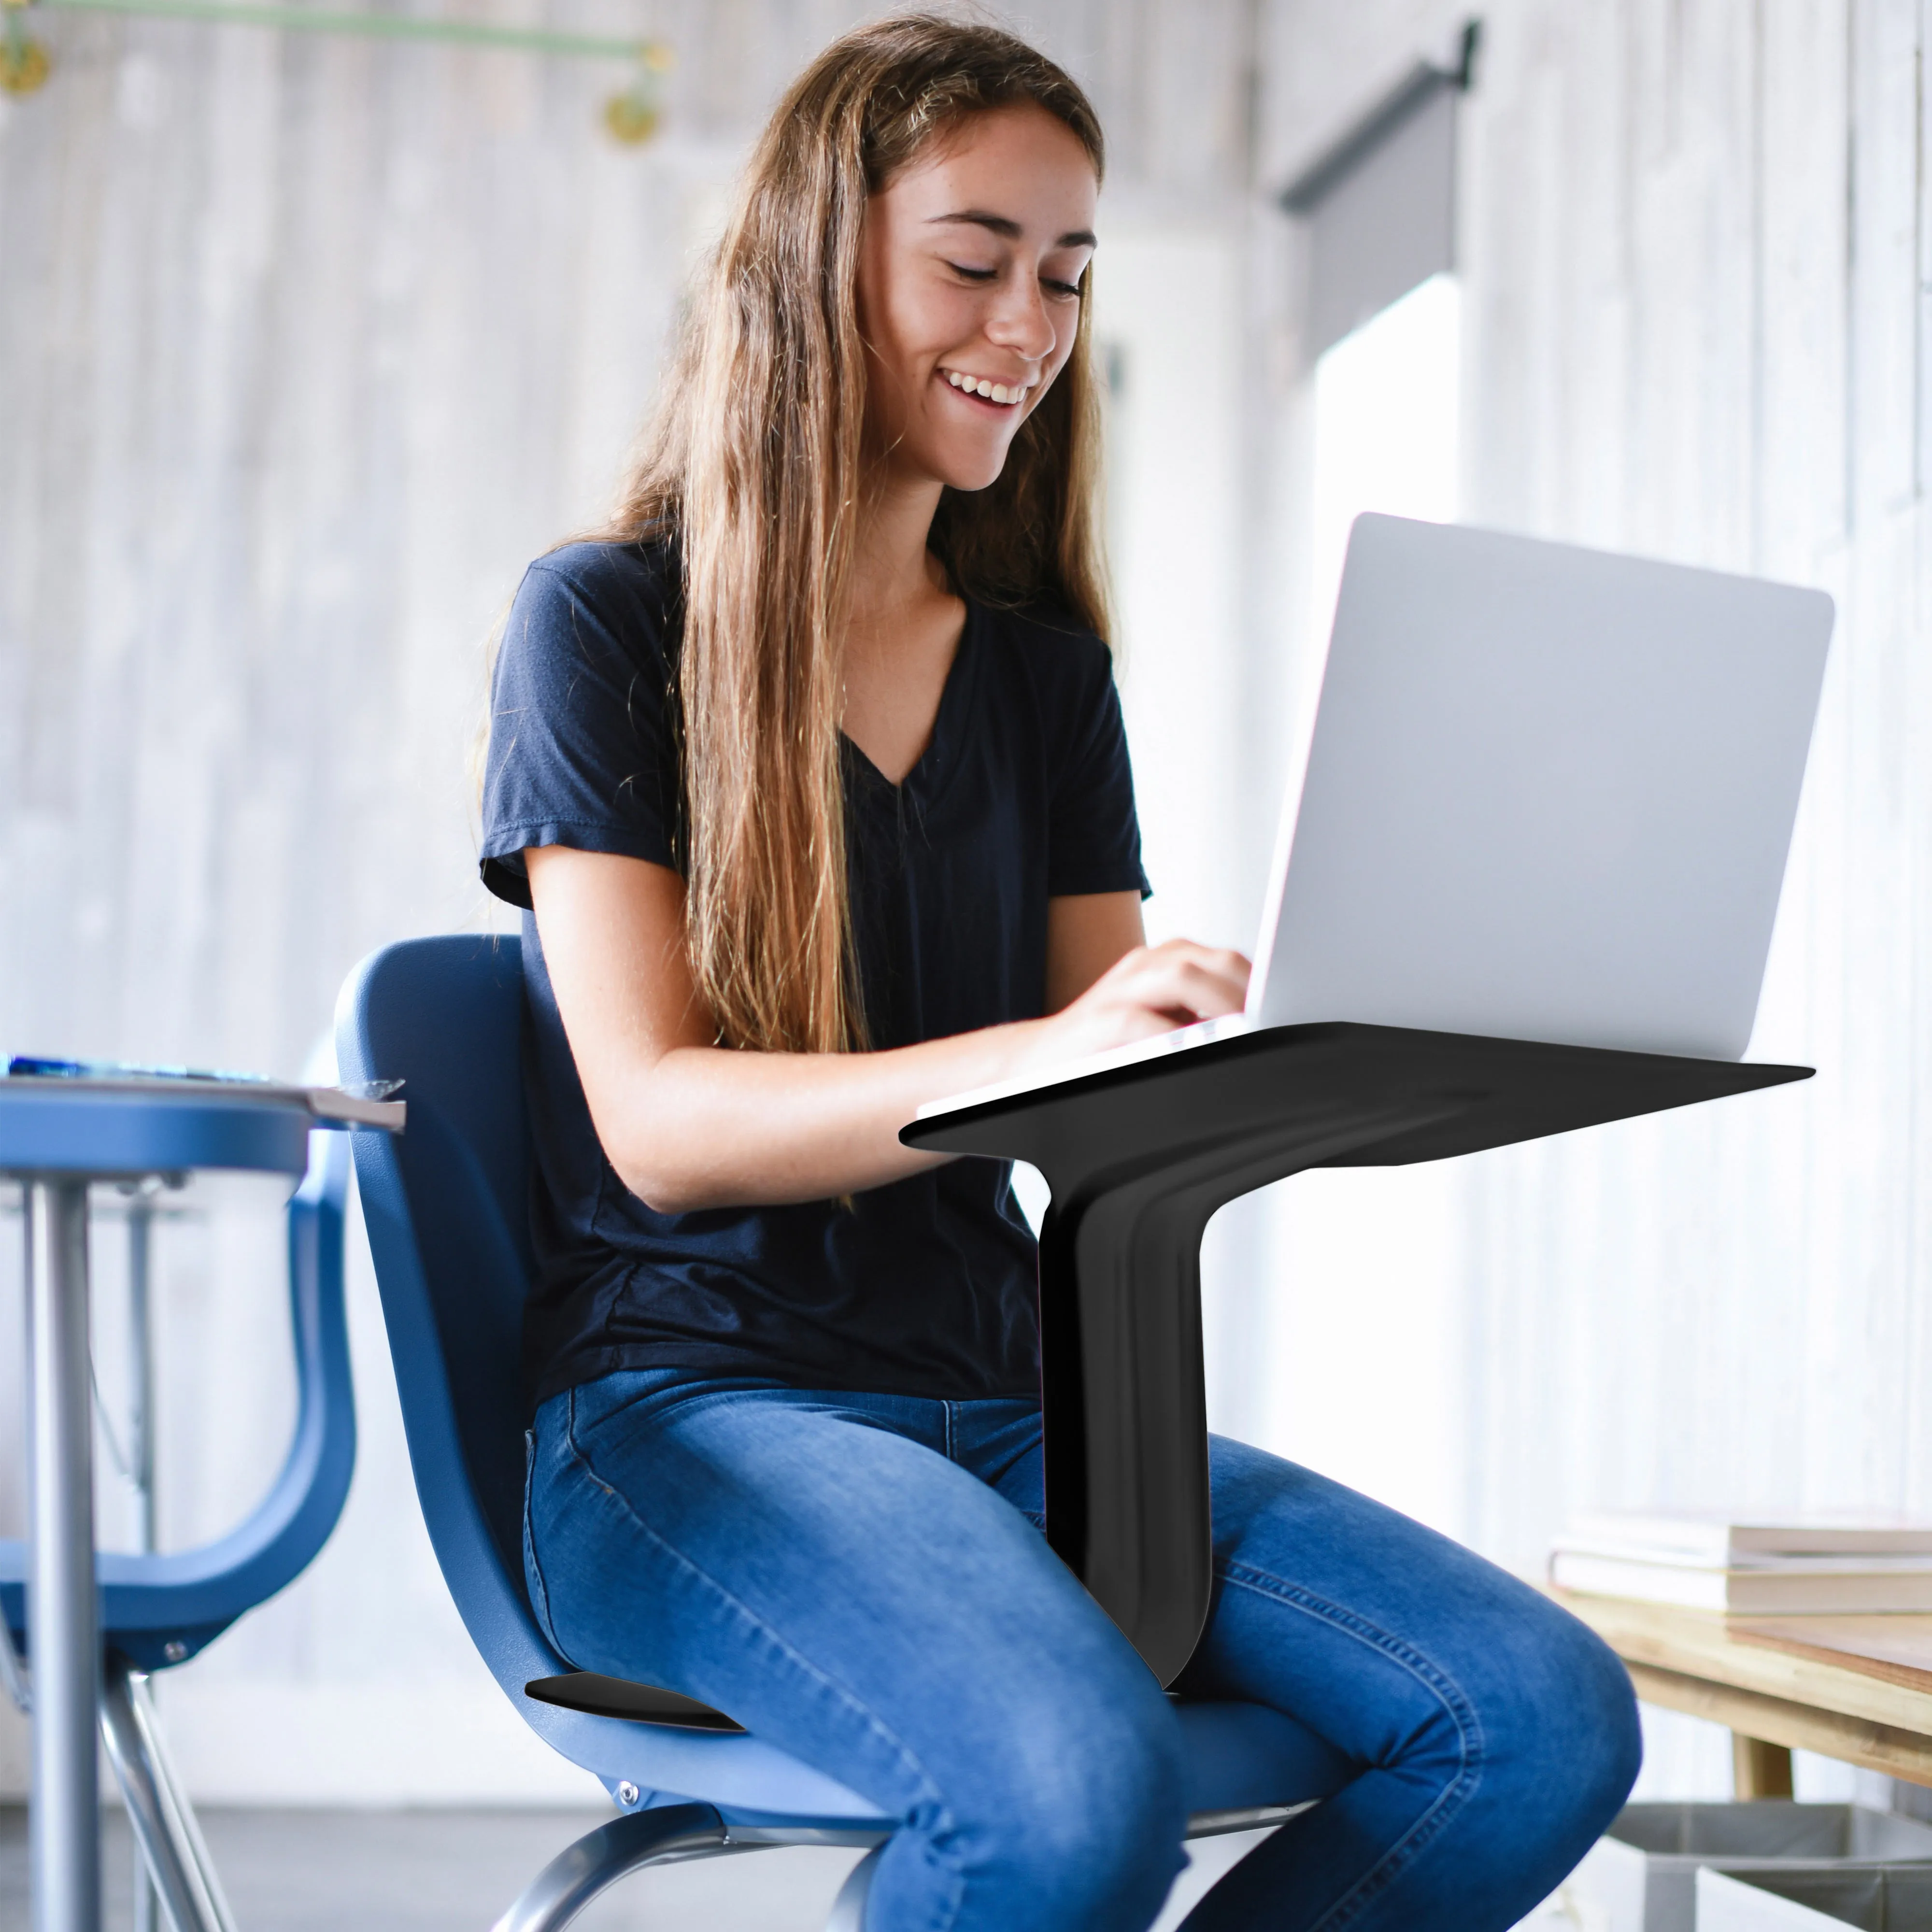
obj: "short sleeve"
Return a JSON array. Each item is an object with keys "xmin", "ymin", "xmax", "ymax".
[
  {"xmin": 479, "ymin": 544, "xmax": 684, "ymax": 909},
  {"xmin": 1046, "ymin": 642, "xmax": 1152, "ymax": 900}
]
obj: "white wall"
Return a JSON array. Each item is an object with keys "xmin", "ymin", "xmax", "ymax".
[
  {"xmin": 1090, "ymin": 223, "xmax": 1302, "ymax": 1429},
  {"xmin": 1096, "ymin": 227, "xmax": 1248, "ymax": 956}
]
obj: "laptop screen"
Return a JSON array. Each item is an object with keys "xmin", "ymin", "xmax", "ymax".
[{"xmin": 1249, "ymin": 515, "xmax": 1833, "ymax": 1060}]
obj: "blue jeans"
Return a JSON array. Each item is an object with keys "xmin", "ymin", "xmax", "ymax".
[{"xmin": 525, "ymin": 1372, "xmax": 1638, "ymax": 1932}]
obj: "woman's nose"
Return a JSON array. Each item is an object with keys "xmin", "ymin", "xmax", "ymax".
[{"xmin": 985, "ymin": 279, "xmax": 1057, "ymax": 362}]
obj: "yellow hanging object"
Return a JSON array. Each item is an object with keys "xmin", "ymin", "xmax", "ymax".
[
  {"xmin": 1, "ymin": 0, "xmax": 50, "ymax": 95},
  {"xmin": 603, "ymin": 38, "xmax": 670, "ymax": 146}
]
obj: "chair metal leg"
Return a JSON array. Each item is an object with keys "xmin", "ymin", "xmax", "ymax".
[
  {"xmin": 822, "ymin": 1842, "xmax": 882, "ymax": 1932},
  {"xmin": 484, "ymin": 1798, "xmax": 1310, "ymax": 1932},
  {"xmin": 489, "ymin": 1804, "xmax": 739, "ymax": 1932},
  {"xmin": 98, "ymin": 1662, "xmax": 239, "ymax": 1932},
  {"xmin": 134, "ymin": 1672, "xmax": 238, "ymax": 1932}
]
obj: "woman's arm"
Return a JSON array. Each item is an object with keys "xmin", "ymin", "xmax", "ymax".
[
  {"xmin": 1044, "ymin": 890, "xmax": 1147, "ymax": 1010},
  {"xmin": 526, "ymin": 845, "xmax": 1249, "ymax": 1213}
]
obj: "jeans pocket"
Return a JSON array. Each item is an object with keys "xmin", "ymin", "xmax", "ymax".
[{"xmin": 523, "ymin": 1426, "xmax": 567, "ymax": 1662}]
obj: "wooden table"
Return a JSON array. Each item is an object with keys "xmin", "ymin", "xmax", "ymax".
[{"xmin": 1554, "ymin": 1590, "xmax": 1932, "ymax": 1798}]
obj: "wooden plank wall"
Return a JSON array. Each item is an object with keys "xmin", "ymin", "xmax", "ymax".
[
  {"xmin": 1453, "ymin": 0, "xmax": 1930, "ymax": 1570},
  {"xmin": 0, "ymin": 0, "xmax": 1257, "ymax": 1801}
]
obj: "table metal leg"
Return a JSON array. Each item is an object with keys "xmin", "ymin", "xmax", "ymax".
[
  {"xmin": 26, "ymin": 1179, "xmax": 101, "ymax": 1932},
  {"xmin": 126, "ymin": 1194, "xmax": 157, "ymax": 1559},
  {"xmin": 126, "ymin": 1195, "xmax": 158, "ymax": 1932}
]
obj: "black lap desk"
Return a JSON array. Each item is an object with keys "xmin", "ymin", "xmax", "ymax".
[{"xmin": 899, "ymin": 1022, "xmax": 1810, "ymax": 1689}]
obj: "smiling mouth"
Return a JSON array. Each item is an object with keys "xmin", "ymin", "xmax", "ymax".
[{"xmin": 938, "ymin": 367, "xmax": 1033, "ymax": 408}]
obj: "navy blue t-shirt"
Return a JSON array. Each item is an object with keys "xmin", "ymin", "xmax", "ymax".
[{"xmin": 479, "ymin": 540, "xmax": 1149, "ymax": 1406}]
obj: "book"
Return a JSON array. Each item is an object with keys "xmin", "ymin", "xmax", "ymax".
[
  {"xmin": 1563, "ymin": 1511, "xmax": 1932, "ymax": 1564},
  {"xmin": 1548, "ymin": 1547, "xmax": 1932, "ymax": 1614}
]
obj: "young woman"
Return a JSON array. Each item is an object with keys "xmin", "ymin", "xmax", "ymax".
[{"xmin": 480, "ymin": 17, "xmax": 1639, "ymax": 1930}]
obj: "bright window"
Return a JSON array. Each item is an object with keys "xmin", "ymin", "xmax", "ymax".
[
  {"xmin": 1228, "ymin": 270, "xmax": 1469, "ymax": 1539},
  {"xmin": 1308, "ymin": 269, "xmax": 1462, "ymax": 643}
]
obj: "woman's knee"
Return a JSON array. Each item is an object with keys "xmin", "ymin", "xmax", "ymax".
[
  {"xmin": 903, "ymin": 1688, "xmax": 1190, "ymax": 1931},
  {"xmin": 1492, "ymin": 1594, "xmax": 1642, "ymax": 1837}
]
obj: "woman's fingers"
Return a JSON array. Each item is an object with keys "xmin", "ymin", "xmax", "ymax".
[
  {"xmin": 1103, "ymin": 942, "xmax": 1250, "ymax": 1019},
  {"xmin": 1160, "ymin": 953, "xmax": 1250, "ymax": 1014},
  {"xmin": 1065, "ymin": 940, "xmax": 1250, "ymax": 1048}
]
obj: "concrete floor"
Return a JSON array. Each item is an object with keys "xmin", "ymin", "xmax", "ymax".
[
  {"xmin": 0, "ymin": 1809, "xmax": 1584, "ymax": 1927},
  {"xmin": 0, "ymin": 1807, "xmax": 1280, "ymax": 1931}
]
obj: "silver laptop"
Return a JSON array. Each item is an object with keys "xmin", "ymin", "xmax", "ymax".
[{"xmin": 924, "ymin": 513, "xmax": 1833, "ymax": 1117}]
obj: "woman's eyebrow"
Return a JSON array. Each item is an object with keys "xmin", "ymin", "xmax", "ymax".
[{"xmin": 927, "ymin": 210, "xmax": 1098, "ymax": 249}]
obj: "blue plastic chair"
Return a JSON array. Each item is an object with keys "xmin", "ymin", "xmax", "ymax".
[
  {"xmin": 0, "ymin": 1123, "xmax": 356, "ymax": 1932},
  {"xmin": 336, "ymin": 933, "xmax": 1343, "ymax": 1932}
]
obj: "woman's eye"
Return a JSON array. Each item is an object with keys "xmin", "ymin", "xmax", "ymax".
[
  {"xmin": 946, "ymin": 261, "xmax": 999, "ymax": 283},
  {"xmin": 1043, "ymin": 278, "xmax": 1082, "ymax": 300}
]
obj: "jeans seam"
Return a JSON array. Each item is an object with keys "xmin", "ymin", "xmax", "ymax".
[
  {"xmin": 524, "ymin": 1424, "xmax": 566, "ymax": 1660},
  {"xmin": 1217, "ymin": 1559, "xmax": 1487, "ymax": 1932},
  {"xmin": 558, "ymin": 1394, "xmax": 971, "ymax": 1932}
]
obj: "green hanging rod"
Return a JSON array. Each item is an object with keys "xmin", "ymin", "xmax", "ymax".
[
  {"xmin": 0, "ymin": 0, "xmax": 674, "ymax": 142},
  {"xmin": 25, "ymin": 0, "xmax": 654, "ymax": 61}
]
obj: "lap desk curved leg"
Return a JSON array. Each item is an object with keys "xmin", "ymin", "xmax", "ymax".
[{"xmin": 900, "ymin": 1021, "xmax": 1809, "ymax": 1687}]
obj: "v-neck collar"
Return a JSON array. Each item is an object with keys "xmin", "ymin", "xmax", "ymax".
[{"xmin": 841, "ymin": 599, "xmax": 979, "ymax": 800}]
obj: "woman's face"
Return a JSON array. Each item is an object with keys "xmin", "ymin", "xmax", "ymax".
[{"xmin": 856, "ymin": 103, "xmax": 1099, "ymax": 494}]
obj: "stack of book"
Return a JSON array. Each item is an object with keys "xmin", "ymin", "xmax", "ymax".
[{"xmin": 1548, "ymin": 1513, "xmax": 1932, "ymax": 1614}]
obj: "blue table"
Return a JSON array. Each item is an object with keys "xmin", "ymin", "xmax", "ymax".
[{"xmin": 0, "ymin": 1083, "xmax": 314, "ymax": 1932}]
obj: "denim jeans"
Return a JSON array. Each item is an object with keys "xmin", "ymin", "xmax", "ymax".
[{"xmin": 525, "ymin": 1371, "xmax": 1638, "ymax": 1932}]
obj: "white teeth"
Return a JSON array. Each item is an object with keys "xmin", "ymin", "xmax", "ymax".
[{"xmin": 943, "ymin": 369, "xmax": 1026, "ymax": 405}]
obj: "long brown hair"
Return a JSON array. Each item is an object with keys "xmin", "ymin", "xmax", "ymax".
[{"xmin": 613, "ymin": 14, "xmax": 1108, "ymax": 1055}]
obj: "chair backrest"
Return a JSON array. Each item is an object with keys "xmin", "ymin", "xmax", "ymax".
[
  {"xmin": 0, "ymin": 1127, "xmax": 356, "ymax": 1669},
  {"xmin": 334, "ymin": 934, "xmax": 566, "ymax": 1701},
  {"xmin": 335, "ymin": 935, "xmax": 910, "ymax": 1818}
]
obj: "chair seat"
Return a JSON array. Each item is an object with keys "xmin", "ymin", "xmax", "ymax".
[
  {"xmin": 521, "ymin": 1667, "xmax": 1351, "ymax": 1823},
  {"xmin": 526, "ymin": 1673, "xmax": 747, "ymax": 1733}
]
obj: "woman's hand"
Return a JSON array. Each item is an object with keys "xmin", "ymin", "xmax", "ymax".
[{"xmin": 1022, "ymin": 937, "xmax": 1251, "ymax": 1071}]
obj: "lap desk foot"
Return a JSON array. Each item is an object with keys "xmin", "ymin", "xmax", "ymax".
[{"xmin": 903, "ymin": 1023, "xmax": 1807, "ymax": 1685}]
